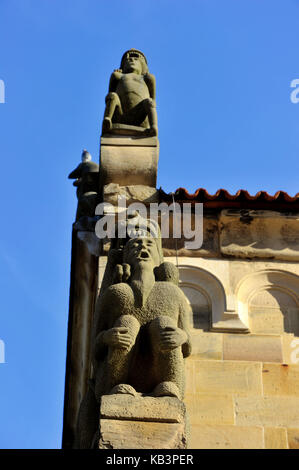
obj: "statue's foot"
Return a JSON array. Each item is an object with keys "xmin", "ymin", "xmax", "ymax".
[
  {"xmin": 102, "ymin": 117, "xmax": 112, "ymax": 134},
  {"xmin": 144, "ymin": 125, "xmax": 158, "ymax": 137},
  {"xmin": 153, "ymin": 381, "xmax": 181, "ymax": 399},
  {"xmin": 109, "ymin": 383, "xmax": 137, "ymax": 396}
]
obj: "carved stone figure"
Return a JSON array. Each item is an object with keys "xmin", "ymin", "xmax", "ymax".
[
  {"xmin": 74, "ymin": 218, "xmax": 192, "ymax": 448},
  {"xmin": 68, "ymin": 150, "xmax": 99, "ymax": 220},
  {"xmin": 102, "ymin": 49, "xmax": 158, "ymax": 136}
]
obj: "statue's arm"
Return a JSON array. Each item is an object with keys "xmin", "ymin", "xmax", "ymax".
[
  {"xmin": 144, "ymin": 73, "xmax": 156, "ymax": 100},
  {"xmin": 178, "ymin": 296, "xmax": 192, "ymax": 358},
  {"xmin": 108, "ymin": 71, "xmax": 122, "ymax": 93},
  {"xmin": 93, "ymin": 285, "xmax": 133, "ymax": 360}
]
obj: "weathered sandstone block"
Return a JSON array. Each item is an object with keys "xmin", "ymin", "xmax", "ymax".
[
  {"xmin": 193, "ymin": 360, "xmax": 263, "ymax": 396},
  {"xmin": 264, "ymin": 427, "xmax": 288, "ymax": 449},
  {"xmin": 184, "ymin": 394, "xmax": 234, "ymax": 425},
  {"xmin": 220, "ymin": 210, "xmax": 299, "ymax": 261},
  {"xmin": 103, "ymin": 183, "xmax": 159, "ymax": 205},
  {"xmin": 235, "ymin": 396, "xmax": 299, "ymax": 427},
  {"xmin": 100, "ymin": 394, "xmax": 186, "ymax": 423},
  {"xmin": 99, "ymin": 419, "xmax": 186, "ymax": 449},
  {"xmin": 188, "ymin": 424, "xmax": 264, "ymax": 449},
  {"xmin": 282, "ymin": 333, "xmax": 299, "ymax": 364},
  {"xmin": 100, "ymin": 135, "xmax": 159, "ymax": 187},
  {"xmin": 287, "ymin": 428, "xmax": 299, "ymax": 449},
  {"xmin": 262, "ymin": 362, "xmax": 299, "ymax": 396},
  {"xmin": 98, "ymin": 394, "xmax": 187, "ymax": 449},
  {"xmin": 190, "ymin": 331, "xmax": 223, "ymax": 360},
  {"xmin": 223, "ymin": 334, "xmax": 283, "ymax": 363}
]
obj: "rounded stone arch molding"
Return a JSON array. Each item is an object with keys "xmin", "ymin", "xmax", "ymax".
[
  {"xmin": 178, "ymin": 265, "xmax": 248, "ymax": 333},
  {"xmin": 235, "ymin": 269, "xmax": 299, "ymax": 331}
]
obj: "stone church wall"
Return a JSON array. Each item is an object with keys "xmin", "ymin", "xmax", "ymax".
[{"xmin": 168, "ymin": 257, "xmax": 299, "ymax": 449}]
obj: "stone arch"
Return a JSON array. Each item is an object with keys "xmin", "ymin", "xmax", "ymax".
[
  {"xmin": 179, "ymin": 283, "xmax": 211, "ymax": 330},
  {"xmin": 177, "ymin": 265, "xmax": 247, "ymax": 332},
  {"xmin": 236, "ymin": 269, "xmax": 299, "ymax": 335}
]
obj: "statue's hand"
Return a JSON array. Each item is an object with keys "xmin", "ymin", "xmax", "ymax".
[
  {"xmin": 104, "ymin": 327, "xmax": 135, "ymax": 350},
  {"xmin": 114, "ymin": 68, "xmax": 122, "ymax": 74},
  {"xmin": 121, "ymin": 263, "xmax": 131, "ymax": 282},
  {"xmin": 113, "ymin": 263, "xmax": 131, "ymax": 283},
  {"xmin": 159, "ymin": 327, "xmax": 187, "ymax": 352}
]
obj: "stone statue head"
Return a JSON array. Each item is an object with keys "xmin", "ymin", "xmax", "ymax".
[
  {"xmin": 110, "ymin": 213, "xmax": 163, "ymax": 269},
  {"xmin": 120, "ymin": 49, "xmax": 149, "ymax": 75},
  {"xmin": 123, "ymin": 236, "xmax": 161, "ymax": 270},
  {"xmin": 122, "ymin": 215, "xmax": 163, "ymax": 270}
]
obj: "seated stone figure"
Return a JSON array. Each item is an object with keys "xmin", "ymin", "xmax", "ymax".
[
  {"xmin": 74, "ymin": 221, "xmax": 192, "ymax": 448},
  {"xmin": 102, "ymin": 49, "xmax": 158, "ymax": 136},
  {"xmin": 93, "ymin": 229, "xmax": 192, "ymax": 400}
]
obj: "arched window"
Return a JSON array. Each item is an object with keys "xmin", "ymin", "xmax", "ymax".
[
  {"xmin": 178, "ymin": 265, "xmax": 247, "ymax": 332},
  {"xmin": 236, "ymin": 270, "xmax": 299, "ymax": 336}
]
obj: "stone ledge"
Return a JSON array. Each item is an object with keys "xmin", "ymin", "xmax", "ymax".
[
  {"xmin": 220, "ymin": 209, "xmax": 299, "ymax": 261},
  {"xmin": 100, "ymin": 394, "xmax": 186, "ymax": 423},
  {"xmin": 101, "ymin": 135, "xmax": 158, "ymax": 147},
  {"xmin": 98, "ymin": 394, "xmax": 188, "ymax": 449},
  {"xmin": 211, "ymin": 314, "xmax": 249, "ymax": 333},
  {"xmin": 99, "ymin": 419, "xmax": 186, "ymax": 449}
]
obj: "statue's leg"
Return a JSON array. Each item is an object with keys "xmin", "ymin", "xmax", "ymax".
[
  {"xmin": 148, "ymin": 316, "xmax": 185, "ymax": 399},
  {"xmin": 107, "ymin": 315, "xmax": 140, "ymax": 392},
  {"xmin": 102, "ymin": 92, "xmax": 122, "ymax": 133},
  {"xmin": 145, "ymin": 98, "xmax": 158, "ymax": 136},
  {"xmin": 125, "ymin": 99, "xmax": 157, "ymax": 136}
]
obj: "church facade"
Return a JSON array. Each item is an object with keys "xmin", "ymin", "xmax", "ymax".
[{"xmin": 63, "ymin": 50, "xmax": 299, "ymax": 449}]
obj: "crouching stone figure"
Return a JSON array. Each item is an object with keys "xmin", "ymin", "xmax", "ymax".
[
  {"xmin": 102, "ymin": 48, "xmax": 158, "ymax": 136},
  {"xmin": 75, "ymin": 220, "xmax": 192, "ymax": 448}
]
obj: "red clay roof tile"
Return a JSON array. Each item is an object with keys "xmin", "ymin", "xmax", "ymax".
[{"xmin": 159, "ymin": 188, "xmax": 299, "ymax": 210}]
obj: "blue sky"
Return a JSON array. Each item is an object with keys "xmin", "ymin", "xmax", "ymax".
[{"xmin": 0, "ymin": 0, "xmax": 298, "ymax": 448}]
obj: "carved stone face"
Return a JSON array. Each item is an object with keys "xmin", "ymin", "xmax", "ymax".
[
  {"xmin": 123, "ymin": 237, "xmax": 161, "ymax": 269},
  {"xmin": 122, "ymin": 53, "xmax": 143, "ymax": 74}
]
